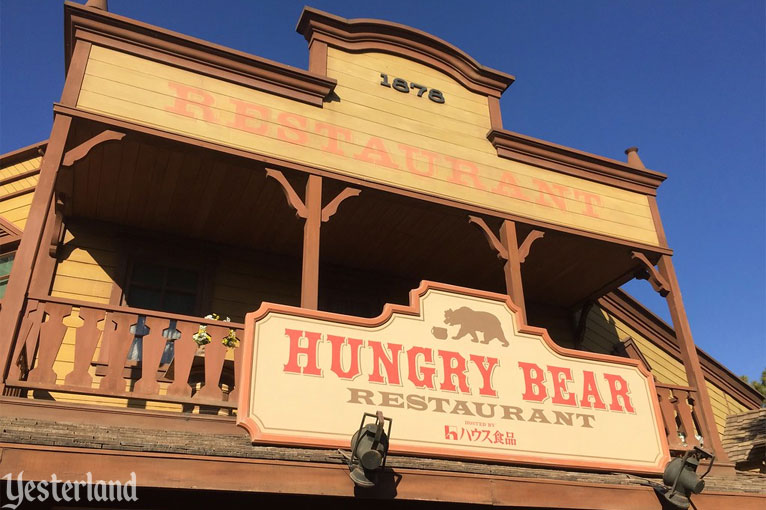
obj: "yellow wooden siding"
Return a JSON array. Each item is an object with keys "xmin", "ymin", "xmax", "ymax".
[
  {"xmin": 0, "ymin": 155, "xmax": 41, "ymax": 181},
  {"xmin": 582, "ymin": 305, "xmax": 754, "ymax": 437},
  {"xmin": 76, "ymin": 45, "xmax": 660, "ymax": 247},
  {"xmin": 0, "ymin": 192, "xmax": 35, "ymax": 230},
  {"xmin": 0, "ymin": 155, "xmax": 40, "ymax": 230},
  {"xmin": 51, "ymin": 229, "xmax": 118, "ymax": 303}
]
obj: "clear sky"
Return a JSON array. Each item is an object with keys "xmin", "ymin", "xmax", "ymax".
[{"xmin": 1, "ymin": 1, "xmax": 764, "ymax": 382}]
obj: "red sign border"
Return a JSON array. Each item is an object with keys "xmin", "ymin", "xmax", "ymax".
[{"xmin": 236, "ymin": 280, "xmax": 671, "ymax": 474}]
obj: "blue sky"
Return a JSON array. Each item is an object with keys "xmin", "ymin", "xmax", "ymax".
[{"xmin": 1, "ymin": 1, "xmax": 764, "ymax": 382}]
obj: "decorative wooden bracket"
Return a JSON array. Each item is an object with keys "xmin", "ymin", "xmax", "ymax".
[
  {"xmin": 266, "ymin": 169, "xmax": 361, "ymax": 222},
  {"xmin": 266, "ymin": 168, "xmax": 360, "ymax": 309},
  {"xmin": 518, "ymin": 230, "xmax": 545, "ymax": 264},
  {"xmin": 266, "ymin": 169, "xmax": 308, "ymax": 218},
  {"xmin": 49, "ymin": 194, "xmax": 66, "ymax": 258},
  {"xmin": 322, "ymin": 188, "xmax": 362, "ymax": 222},
  {"xmin": 61, "ymin": 130, "xmax": 125, "ymax": 167},
  {"xmin": 468, "ymin": 216, "xmax": 508, "ymax": 261},
  {"xmin": 467, "ymin": 216, "xmax": 542, "ymax": 325},
  {"xmin": 631, "ymin": 251, "xmax": 670, "ymax": 297},
  {"xmin": 468, "ymin": 215, "xmax": 544, "ymax": 264}
]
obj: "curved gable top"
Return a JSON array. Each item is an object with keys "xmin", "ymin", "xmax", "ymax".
[{"xmin": 297, "ymin": 7, "xmax": 515, "ymax": 97}]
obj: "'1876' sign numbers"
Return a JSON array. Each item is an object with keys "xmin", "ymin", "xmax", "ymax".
[{"xmin": 380, "ymin": 73, "xmax": 445, "ymax": 104}]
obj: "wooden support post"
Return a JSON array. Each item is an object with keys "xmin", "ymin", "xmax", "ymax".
[
  {"xmin": 267, "ymin": 169, "xmax": 360, "ymax": 310},
  {"xmin": 0, "ymin": 114, "xmax": 72, "ymax": 387},
  {"xmin": 468, "ymin": 216, "xmax": 543, "ymax": 325},
  {"xmin": 657, "ymin": 255, "xmax": 732, "ymax": 469},
  {"xmin": 500, "ymin": 220, "xmax": 527, "ymax": 325},
  {"xmin": 301, "ymin": 175, "xmax": 322, "ymax": 310},
  {"xmin": 28, "ymin": 197, "xmax": 61, "ymax": 297}
]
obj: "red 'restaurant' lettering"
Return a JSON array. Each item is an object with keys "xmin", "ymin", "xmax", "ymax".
[
  {"xmin": 229, "ymin": 98, "xmax": 269, "ymax": 135},
  {"xmin": 549, "ymin": 365, "xmax": 576, "ymax": 406},
  {"xmin": 276, "ymin": 112, "xmax": 308, "ymax": 145},
  {"xmin": 534, "ymin": 179, "xmax": 570, "ymax": 211},
  {"xmin": 492, "ymin": 172, "xmax": 531, "ymax": 200},
  {"xmin": 470, "ymin": 355, "xmax": 499, "ymax": 397},
  {"xmin": 353, "ymin": 137, "xmax": 399, "ymax": 169},
  {"xmin": 574, "ymin": 190, "xmax": 602, "ymax": 217},
  {"xmin": 407, "ymin": 346, "xmax": 436, "ymax": 389},
  {"xmin": 327, "ymin": 334, "xmax": 363, "ymax": 380},
  {"xmin": 166, "ymin": 82, "xmax": 217, "ymax": 122},
  {"xmin": 444, "ymin": 156, "xmax": 486, "ymax": 190},
  {"xmin": 603, "ymin": 373, "xmax": 635, "ymax": 413},
  {"xmin": 580, "ymin": 370, "xmax": 607, "ymax": 410},
  {"xmin": 439, "ymin": 350, "xmax": 470, "ymax": 394},
  {"xmin": 519, "ymin": 361, "xmax": 547, "ymax": 402},
  {"xmin": 283, "ymin": 329, "xmax": 322, "ymax": 376},
  {"xmin": 315, "ymin": 122, "xmax": 352, "ymax": 155},
  {"xmin": 368, "ymin": 341, "xmax": 403, "ymax": 384}
]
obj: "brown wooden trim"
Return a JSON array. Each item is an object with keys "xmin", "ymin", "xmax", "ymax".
[
  {"xmin": 618, "ymin": 336, "xmax": 653, "ymax": 372},
  {"xmin": 0, "ymin": 115, "xmax": 72, "ymax": 390},
  {"xmin": 0, "ymin": 396, "xmax": 239, "ymax": 434},
  {"xmin": 488, "ymin": 96, "xmax": 503, "ymax": 129},
  {"xmin": 656, "ymin": 255, "xmax": 730, "ymax": 465},
  {"xmin": 28, "ymin": 199, "xmax": 58, "ymax": 296},
  {"xmin": 28, "ymin": 294, "xmax": 245, "ymax": 329},
  {"xmin": 599, "ymin": 290, "xmax": 764, "ymax": 409},
  {"xmin": 297, "ymin": 7, "xmax": 515, "ymax": 98},
  {"xmin": 501, "ymin": 220, "xmax": 527, "ymax": 324},
  {"xmin": 61, "ymin": 129, "xmax": 125, "ymax": 166},
  {"xmin": 488, "ymin": 129, "xmax": 667, "ymax": 195},
  {"xmin": 0, "ymin": 186, "xmax": 36, "ymax": 202},
  {"xmin": 64, "ymin": 3, "xmax": 336, "ymax": 107},
  {"xmin": 0, "ymin": 168, "xmax": 40, "ymax": 188},
  {"xmin": 0, "ymin": 216, "xmax": 22, "ymax": 244},
  {"xmin": 0, "ymin": 443, "xmax": 659, "ymax": 507},
  {"xmin": 308, "ymin": 39, "xmax": 328, "ymax": 75},
  {"xmin": 4, "ymin": 442, "xmax": 760, "ymax": 508},
  {"xmin": 648, "ymin": 195, "xmax": 669, "ymax": 248},
  {"xmin": 0, "ymin": 140, "xmax": 47, "ymax": 167},
  {"xmin": 8, "ymin": 380, "xmax": 236, "ymax": 410},
  {"xmin": 60, "ymin": 40, "xmax": 91, "ymax": 106},
  {"xmin": 54, "ymin": 104, "xmax": 676, "ymax": 258},
  {"xmin": 301, "ymin": 175, "xmax": 321, "ymax": 309}
]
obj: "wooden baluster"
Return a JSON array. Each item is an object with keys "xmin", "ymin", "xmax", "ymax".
[
  {"xmin": 167, "ymin": 321, "xmax": 195, "ymax": 397},
  {"xmin": 656, "ymin": 386, "xmax": 682, "ymax": 449},
  {"xmin": 27, "ymin": 303, "xmax": 71, "ymax": 384},
  {"xmin": 195, "ymin": 325, "xmax": 228, "ymax": 401},
  {"xmin": 99, "ymin": 312, "xmax": 137, "ymax": 393},
  {"xmin": 675, "ymin": 390, "xmax": 701, "ymax": 447},
  {"xmin": 64, "ymin": 307, "xmax": 105, "ymax": 387},
  {"xmin": 6, "ymin": 302, "xmax": 41, "ymax": 382},
  {"xmin": 133, "ymin": 317, "xmax": 168, "ymax": 395},
  {"xmin": 228, "ymin": 332, "xmax": 243, "ymax": 403}
]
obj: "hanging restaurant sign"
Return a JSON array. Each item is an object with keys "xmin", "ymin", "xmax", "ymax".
[{"xmin": 237, "ymin": 281, "xmax": 670, "ymax": 473}]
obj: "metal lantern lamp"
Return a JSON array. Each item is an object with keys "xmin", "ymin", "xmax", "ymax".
[
  {"xmin": 660, "ymin": 446, "xmax": 714, "ymax": 509},
  {"xmin": 348, "ymin": 411, "xmax": 392, "ymax": 488}
]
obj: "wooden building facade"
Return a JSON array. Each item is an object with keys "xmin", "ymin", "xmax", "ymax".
[{"xmin": 0, "ymin": 2, "xmax": 763, "ymax": 508}]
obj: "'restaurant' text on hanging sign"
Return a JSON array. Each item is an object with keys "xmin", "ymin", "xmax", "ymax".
[{"xmin": 236, "ymin": 282, "xmax": 670, "ymax": 473}]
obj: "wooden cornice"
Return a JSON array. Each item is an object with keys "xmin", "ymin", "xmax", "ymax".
[
  {"xmin": 63, "ymin": 2, "xmax": 336, "ymax": 107},
  {"xmin": 598, "ymin": 289, "xmax": 764, "ymax": 409},
  {"xmin": 488, "ymin": 129, "xmax": 667, "ymax": 195},
  {"xmin": 296, "ymin": 7, "xmax": 515, "ymax": 98}
]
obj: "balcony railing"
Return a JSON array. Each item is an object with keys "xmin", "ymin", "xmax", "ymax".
[
  {"xmin": 5, "ymin": 295, "xmax": 244, "ymax": 413},
  {"xmin": 3, "ymin": 295, "xmax": 710, "ymax": 446},
  {"xmin": 655, "ymin": 381, "xmax": 703, "ymax": 450}
]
